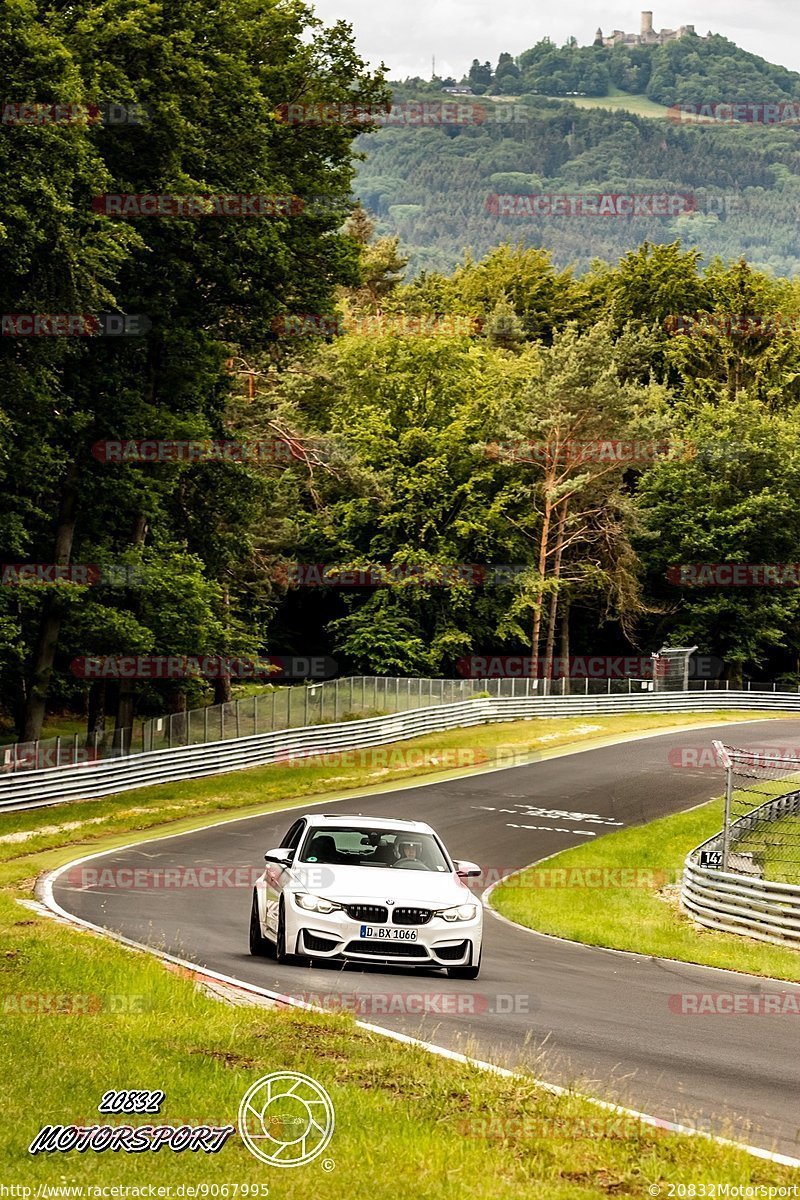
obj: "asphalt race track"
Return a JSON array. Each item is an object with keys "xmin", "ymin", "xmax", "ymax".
[{"xmin": 52, "ymin": 719, "xmax": 800, "ymax": 1158}]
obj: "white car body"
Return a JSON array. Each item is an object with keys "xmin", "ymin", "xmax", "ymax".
[{"xmin": 250, "ymin": 814, "xmax": 483, "ymax": 976}]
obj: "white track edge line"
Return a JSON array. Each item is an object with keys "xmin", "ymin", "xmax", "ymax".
[{"xmin": 32, "ymin": 717, "xmax": 800, "ymax": 1172}]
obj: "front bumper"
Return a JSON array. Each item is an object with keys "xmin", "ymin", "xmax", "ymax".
[{"xmin": 287, "ymin": 896, "xmax": 482, "ymax": 968}]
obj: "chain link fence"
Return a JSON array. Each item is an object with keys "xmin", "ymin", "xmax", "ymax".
[
  {"xmin": 712, "ymin": 740, "xmax": 800, "ymax": 883},
  {"xmin": 0, "ymin": 674, "xmax": 791, "ymax": 775}
]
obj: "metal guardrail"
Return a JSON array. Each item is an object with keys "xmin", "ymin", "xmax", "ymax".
[
  {"xmin": 682, "ymin": 790, "xmax": 800, "ymax": 948},
  {"xmin": 4, "ymin": 687, "xmax": 800, "ymax": 811},
  {"xmin": 4, "ymin": 674, "xmax": 796, "ymax": 775}
]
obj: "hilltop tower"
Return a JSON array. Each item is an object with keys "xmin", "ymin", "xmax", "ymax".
[{"xmin": 599, "ymin": 12, "xmax": 703, "ymax": 47}]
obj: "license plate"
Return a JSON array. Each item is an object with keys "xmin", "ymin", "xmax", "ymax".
[{"xmin": 360, "ymin": 925, "xmax": 418, "ymax": 941}]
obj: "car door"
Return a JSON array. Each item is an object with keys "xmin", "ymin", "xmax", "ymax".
[{"xmin": 264, "ymin": 818, "xmax": 306, "ymax": 933}]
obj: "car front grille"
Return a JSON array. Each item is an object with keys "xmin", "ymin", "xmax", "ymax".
[
  {"xmin": 392, "ymin": 907, "xmax": 432, "ymax": 925},
  {"xmin": 345, "ymin": 939, "xmax": 428, "ymax": 958},
  {"xmin": 345, "ymin": 904, "xmax": 389, "ymax": 923},
  {"xmin": 434, "ymin": 941, "xmax": 469, "ymax": 961}
]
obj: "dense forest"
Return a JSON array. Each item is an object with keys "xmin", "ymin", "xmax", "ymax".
[
  {"xmin": 4, "ymin": 1, "xmax": 800, "ymax": 744},
  {"xmin": 355, "ymin": 93, "xmax": 800, "ymax": 276}
]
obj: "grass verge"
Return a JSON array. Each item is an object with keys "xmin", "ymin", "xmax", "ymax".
[
  {"xmin": 1, "ymin": 711, "xmax": 798, "ymax": 1194},
  {"xmin": 491, "ymin": 797, "xmax": 800, "ymax": 981},
  {"xmin": 2, "ymin": 881, "xmax": 799, "ymax": 1193}
]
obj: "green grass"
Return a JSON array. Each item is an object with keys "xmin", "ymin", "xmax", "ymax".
[
  {"xmin": 2, "ymin": 891, "xmax": 797, "ymax": 1194},
  {"xmin": 2, "ymin": 710, "xmax": 799, "ymax": 1193},
  {"xmin": 545, "ymin": 87, "xmax": 672, "ymax": 119},
  {"xmin": 740, "ymin": 808, "xmax": 800, "ymax": 883},
  {"xmin": 492, "ymin": 797, "xmax": 800, "ymax": 981}
]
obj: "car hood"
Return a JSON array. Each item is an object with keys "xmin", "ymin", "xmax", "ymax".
[{"xmin": 287, "ymin": 863, "xmax": 472, "ymax": 906}]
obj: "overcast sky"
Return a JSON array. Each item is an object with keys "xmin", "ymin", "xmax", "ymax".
[{"xmin": 309, "ymin": 0, "xmax": 800, "ymax": 81}]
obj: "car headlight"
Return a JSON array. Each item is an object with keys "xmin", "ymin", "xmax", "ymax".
[
  {"xmin": 435, "ymin": 903, "xmax": 478, "ymax": 922},
  {"xmin": 294, "ymin": 892, "xmax": 342, "ymax": 914}
]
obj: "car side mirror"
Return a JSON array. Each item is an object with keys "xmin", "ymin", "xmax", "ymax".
[
  {"xmin": 454, "ymin": 860, "xmax": 481, "ymax": 878},
  {"xmin": 264, "ymin": 847, "xmax": 294, "ymax": 866}
]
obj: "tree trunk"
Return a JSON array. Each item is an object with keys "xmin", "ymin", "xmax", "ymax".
[
  {"xmin": 530, "ymin": 491, "xmax": 553, "ymax": 684},
  {"xmin": 559, "ymin": 597, "xmax": 571, "ymax": 695},
  {"xmin": 213, "ymin": 672, "xmax": 232, "ymax": 705},
  {"xmin": 166, "ymin": 687, "xmax": 188, "ymax": 745},
  {"xmin": 112, "ymin": 512, "xmax": 149, "ymax": 747},
  {"xmin": 86, "ymin": 681, "xmax": 107, "ymax": 752},
  {"xmin": 22, "ymin": 462, "xmax": 80, "ymax": 741},
  {"xmin": 213, "ymin": 584, "xmax": 233, "ymax": 704},
  {"xmin": 542, "ymin": 503, "xmax": 568, "ymax": 695}
]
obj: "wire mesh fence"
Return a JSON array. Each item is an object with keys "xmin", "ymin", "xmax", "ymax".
[
  {"xmin": 0, "ymin": 674, "xmax": 793, "ymax": 774},
  {"xmin": 652, "ymin": 645, "xmax": 698, "ymax": 691},
  {"xmin": 713, "ymin": 740, "xmax": 800, "ymax": 883}
]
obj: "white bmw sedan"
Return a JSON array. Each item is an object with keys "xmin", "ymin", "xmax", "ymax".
[{"xmin": 249, "ymin": 813, "xmax": 483, "ymax": 978}]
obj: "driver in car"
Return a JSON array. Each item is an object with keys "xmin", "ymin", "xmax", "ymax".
[{"xmin": 397, "ymin": 839, "xmax": 422, "ymax": 863}]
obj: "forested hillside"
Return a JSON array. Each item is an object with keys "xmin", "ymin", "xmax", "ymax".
[
  {"xmin": 355, "ymin": 31, "xmax": 800, "ymax": 276},
  {"xmin": 5, "ymin": 4, "xmax": 800, "ymax": 743}
]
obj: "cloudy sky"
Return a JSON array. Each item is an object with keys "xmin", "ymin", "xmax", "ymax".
[{"xmin": 309, "ymin": 0, "xmax": 799, "ymax": 81}]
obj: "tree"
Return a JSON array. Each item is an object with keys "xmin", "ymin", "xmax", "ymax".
[{"xmin": 488, "ymin": 322, "xmax": 669, "ymax": 686}]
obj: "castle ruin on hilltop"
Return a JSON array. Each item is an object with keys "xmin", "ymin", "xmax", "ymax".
[{"xmin": 594, "ymin": 11, "xmax": 703, "ymax": 48}]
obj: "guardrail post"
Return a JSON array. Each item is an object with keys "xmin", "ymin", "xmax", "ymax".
[
  {"xmin": 607, "ymin": 679, "xmax": 611, "ymax": 694},
  {"xmin": 304, "ymin": 686, "xmax": 309, "ymax": 726},
  {"xmin": 584, "ymin": 679, "xmax": 588, "ymax": 695},
  {"xmin": 33, "ymin": 739, "xmax": 39, "ymax": 770},
  {"xmin": 334, "ymin": 679, "xmax": 340, "ymax": 722},
  {"xmin": 236, "ymin": 700, "xmax": 241, "ymax": 739},
  {"xmin": 721, "ymin": 759, "xmax": 733, "ymax": 872},
  {"xmin": 253, "ymin": 693, "xmax": 259, "ymax": 734},
  {"xmin": 72, "ymin": 732, "xmax": 79, "ymax": 766},
  {"xmin": 55, "ymin": 736, "xmax": 61, "ymax": 767},
  {"xmin": 204, "ymin": 706, "xmax": 208, "ymax": 743}
]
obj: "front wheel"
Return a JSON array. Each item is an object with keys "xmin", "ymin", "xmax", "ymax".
[
  {"xmin": 276, "ymin": 898, "xmax": 307, "ymax": 966},
  {"xmin": 249, "ymin": 891, "xmax": 273, "ymax": 957},
  {"xmin": 447, "ymin": 950, "xmax": 481, "ymax": 980}
]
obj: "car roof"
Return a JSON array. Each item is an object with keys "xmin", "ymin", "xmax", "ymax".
[{"xmin": 301, "ymin": 813, "xmax": 435, "ymax": 834}]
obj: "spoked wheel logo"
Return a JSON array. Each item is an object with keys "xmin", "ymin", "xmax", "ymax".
[{"xmin": 238, "ymin": 1072, "xmax": 335, "ymax": 1167}]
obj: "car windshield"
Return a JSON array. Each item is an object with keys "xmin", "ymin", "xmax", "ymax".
[{"xmin": 297, "ymin": 826, "xmax": 451, "ymax": 872}]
